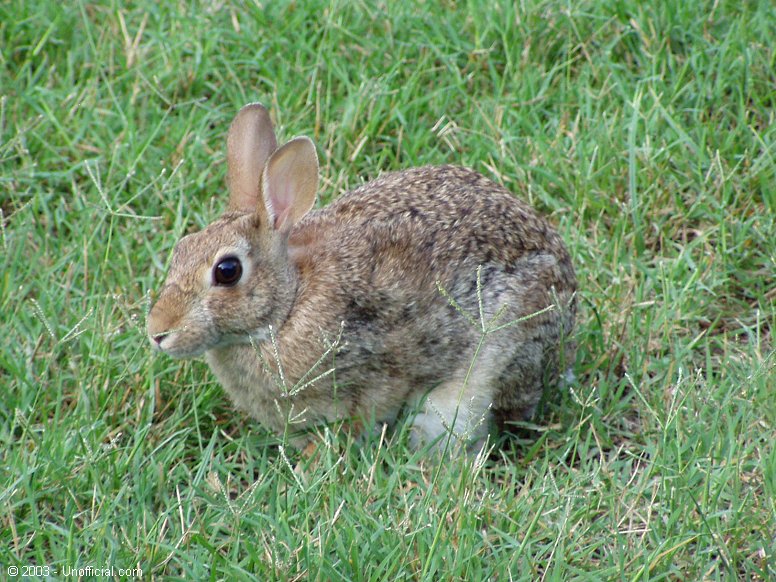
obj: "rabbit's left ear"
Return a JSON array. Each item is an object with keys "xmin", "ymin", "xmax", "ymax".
[
  {"xmin": 227, "ymin": 103, "xmax": 278, "ymax": 213},
  {"xmin": 261, "ymin": 136, "xmax": 319, "ymax": 233}
]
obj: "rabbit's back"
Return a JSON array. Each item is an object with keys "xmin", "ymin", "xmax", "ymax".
[{"xmin": 303, "ymin": 166, "xmax": 571, "ymax": 266}]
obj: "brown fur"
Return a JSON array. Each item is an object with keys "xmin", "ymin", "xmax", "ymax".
[{"xmin": 147, "ymin": 103, "xmax": 576, "ymax": 452}]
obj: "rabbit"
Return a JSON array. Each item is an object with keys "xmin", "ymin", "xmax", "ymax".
[{"xmin": 147, "ymin": 102, "xmax": 577, "ymax": 454}]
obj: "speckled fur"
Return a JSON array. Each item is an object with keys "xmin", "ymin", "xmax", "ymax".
[{"xmin": 147, "ymin": 103, "xmax": 576, "ymax": 453}]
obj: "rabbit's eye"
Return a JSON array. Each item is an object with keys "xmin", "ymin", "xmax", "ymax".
[{"xmin": 214, "ymin": 257, "xmax": 243, "ymax": 286}]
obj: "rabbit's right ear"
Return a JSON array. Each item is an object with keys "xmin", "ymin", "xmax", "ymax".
[
  {"xmin": 262, "ymin": 136, "xmax": 318, "ymax": 234},
  {"xmin": 227, "ymin": 103, "xmax": 278, "ymax": 212}
]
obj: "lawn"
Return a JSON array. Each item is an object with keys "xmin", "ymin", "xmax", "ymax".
[{"xmin": 1, "ymin": 0, "xmax": 774, "ymax": 579}]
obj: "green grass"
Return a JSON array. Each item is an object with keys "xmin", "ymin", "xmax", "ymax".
[{"xmin": 2, "ymin": 0, "xmax": 774, "ymax": 579}]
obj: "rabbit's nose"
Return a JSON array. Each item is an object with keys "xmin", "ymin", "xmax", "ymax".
[{"xmin": 152, "ymin": 333, "xmax": 168, "ymax": 346}]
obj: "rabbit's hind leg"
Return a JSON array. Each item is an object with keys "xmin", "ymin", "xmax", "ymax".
[{"xmin": 407, "ymin": 355, "xmax": 502, "ymax": 455}]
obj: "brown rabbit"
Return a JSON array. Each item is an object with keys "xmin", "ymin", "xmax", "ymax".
[{"xmin": 147, "ymin": 103, "xmax": 576, "ymax": 453}]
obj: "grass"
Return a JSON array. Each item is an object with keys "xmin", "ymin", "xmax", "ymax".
[{"xmin": 1, "ymin": 0, "xmax": 774, "ymax": 579}]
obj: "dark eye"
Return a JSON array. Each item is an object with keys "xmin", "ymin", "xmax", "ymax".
[{"xmin": 213, "ymin": 257, "xmax": 242, "ymax": 286}]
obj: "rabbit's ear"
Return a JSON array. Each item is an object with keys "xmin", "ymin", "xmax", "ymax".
[
  {"xmin": 261, "ymin": 136, "xmax": 318, "ymax": 233},
  {"xmin": 227, "ymin": 103, "xmax": 278, "ymax": 212}
]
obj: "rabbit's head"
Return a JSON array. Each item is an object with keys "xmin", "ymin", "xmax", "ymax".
[{"xmin": 147, "ymin": 104, "xmax": 318, "ymax": 358}]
